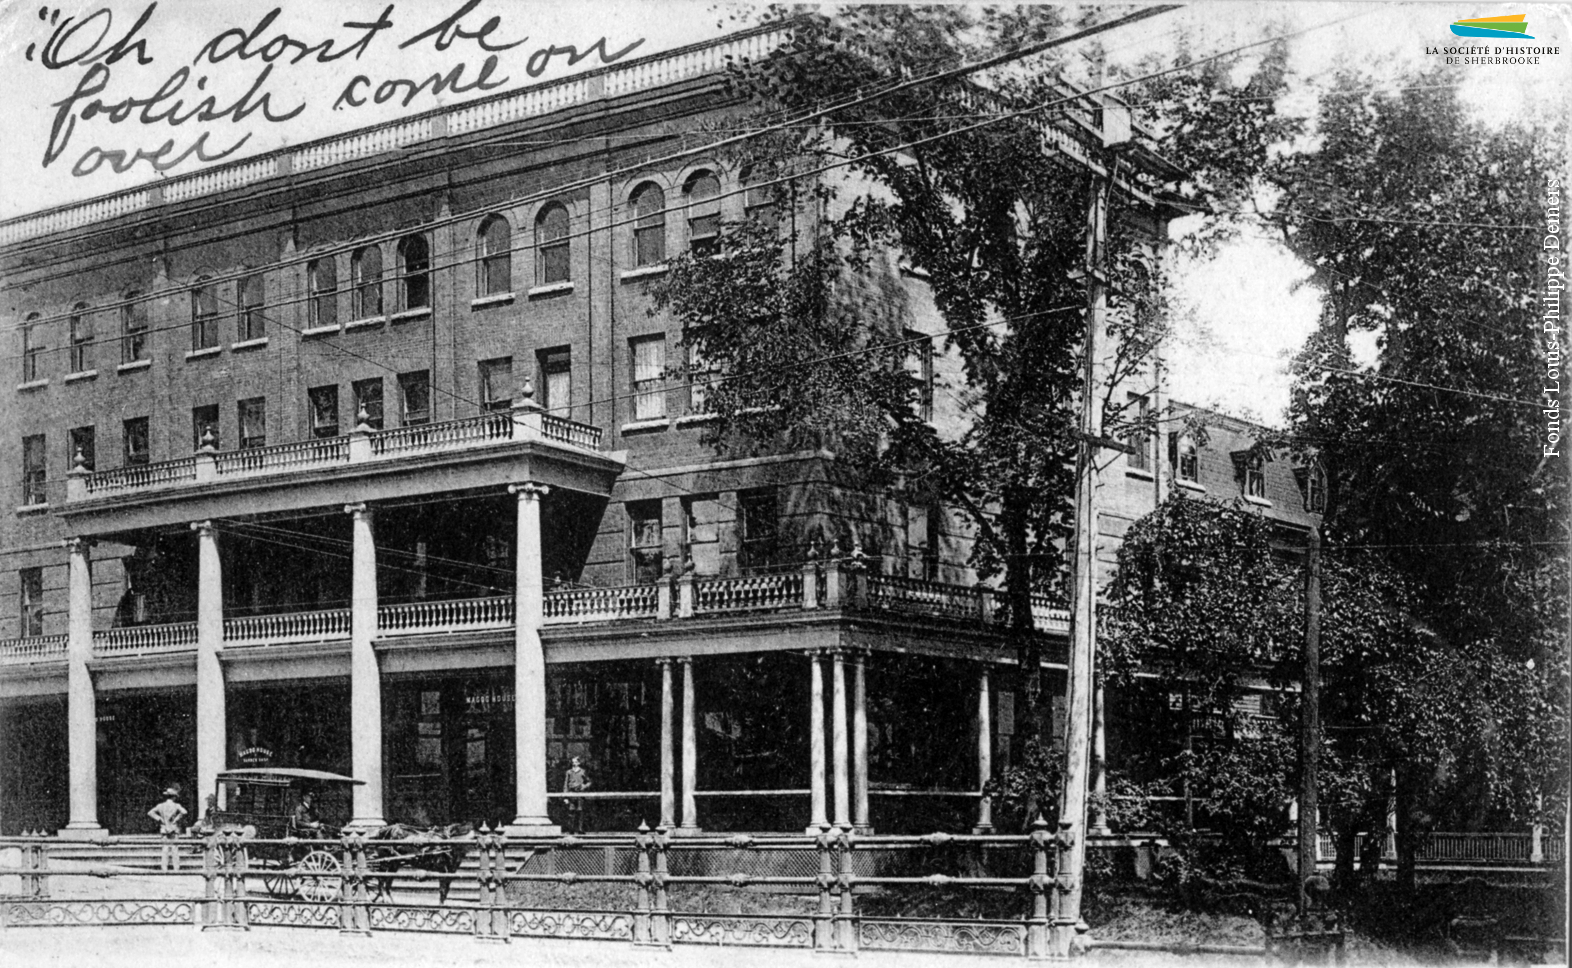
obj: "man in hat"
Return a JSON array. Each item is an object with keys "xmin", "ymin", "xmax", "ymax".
[
  {"xmin": 147, "ymin": 788, "xmax": 188, "ymax": 871},
  {"xmin": 563, "ymin": 757, "xmax": 591, "ymax": 833}
]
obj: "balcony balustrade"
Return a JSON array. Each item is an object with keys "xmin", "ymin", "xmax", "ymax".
[
  {"xmin": 0, "ymin": 634, "xmax": 67, "ymax": 665},
  {"xmin": 67, "ymin": 407, "xmax": 604, "ymax": 504},
  {"xmin": 23, "ymin": 568, "xmax": 1069, "ymax": 667}
]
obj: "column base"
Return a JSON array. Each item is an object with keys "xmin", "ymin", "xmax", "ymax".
[
  {"xmin": 505, "ymin": 819, "xmax": 562, "ymax": 838},
  {"xmin": 670, "ymin": 825, "xmax": 705, "ymax": 838},
  {"xmin": 971, "ymin": 825, "xmax": 995, "ymax": 835},
  {"xmin": 57, "ymin": 823, "xmax": 109, "ymax": 841},
  {"xmin": 344, "ymin": 818, "xmax": 387, "ymax": 832},
  {"xmin": 1088, "ymin": 825, "xmax": 1112, "ymax": 837}
]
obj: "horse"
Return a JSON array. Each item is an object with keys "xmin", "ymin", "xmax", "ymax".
[{"xmin": 365, "ymin": 822, "xmax": 474, "ymax": 904}]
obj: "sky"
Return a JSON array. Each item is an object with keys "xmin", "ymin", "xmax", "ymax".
[{"xmin": 1, "ymin": 1, "xmax": 1566, "ymax": 422}]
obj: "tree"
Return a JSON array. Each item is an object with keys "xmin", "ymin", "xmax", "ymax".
[
  {"xmin": 657, "ymin": 7, "xmax": 1291, "ymax": 748},
  {"xmin": 1268, "ymin": 68, "xmax": 1569, "ymax": 847}
]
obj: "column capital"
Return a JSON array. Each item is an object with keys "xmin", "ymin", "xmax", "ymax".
[
  {"xmin": 508, "ymin": 482, "xmax": 551, "ymax": 501},
  {"xmin": 189, "ymin": 520, "xmax": 217, "ymax": 538},
  {"xmin": 676, "ymin": 655, "xmax": 693, "ymax": 667},
  {"xmin": 344, "ymin": 502, "xmax": 371, "ymax": 518},
  {"xmin": 654, "ymin": 656, "xmax": 674, "ymax": 668},
  {"xmin": 62, "ymin": 536, "xmax": 94, "ymax": 555}
]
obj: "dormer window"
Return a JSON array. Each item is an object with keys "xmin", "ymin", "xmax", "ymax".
[
  {"xmin": 1170, "ymin": 433, "xmax": 1199, "ymax": 483},
  {"xmin": 1304, "ymin": 459, "xmax": 1327, "ymax": 513}
]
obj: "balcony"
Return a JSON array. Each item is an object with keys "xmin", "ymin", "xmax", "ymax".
[
  {"xmin": 0, "ymin": 571, "xmax": 1070, "ymax": 670},
  {"xmin": 55, "ymin": 406, "xmax": 622, "ymax": 537}
]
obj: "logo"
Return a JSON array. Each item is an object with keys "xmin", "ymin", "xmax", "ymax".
[{"xmin": 1450, "ymin": 14, "xmax": 1534, "ymax": 39}]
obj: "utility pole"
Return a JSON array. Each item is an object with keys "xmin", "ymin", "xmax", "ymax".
[
  {"xmin": 1050, "ymin": 61, "xmax": 1119, "ymax": 960},
  {"xmin": 1297, "ymin": 525, "xmax": 1322, "ymax": 915}
]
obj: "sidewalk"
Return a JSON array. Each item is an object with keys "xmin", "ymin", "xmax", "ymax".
[{"xmin": 0, "ymin": 924, "xmax": 1267, "ymax": 968}]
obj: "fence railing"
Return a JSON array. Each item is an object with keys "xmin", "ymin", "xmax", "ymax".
[
  {"xmin": 1317, "ymin": 830, "xmax": 1561, "ymax": 865},
  {"xmin": 0, "ymin": 822, "xmax": 1062, "ymax": 957},
  {"xmin": 370, "ymin": 412, "xmax": 511, "ymax": 458},
  {"xmin": 544, "ymin": 585, "xmax": 661, "ymax": 624},
  {"xmin": 224, "ymin": 609, "xmax": 352, "ymax": 646},
  {"xmin": 692, "ymin": 572, "xmax": 803, "ymax": 615},
  {"xmin": 214, "ymin": 437, "xmax": 350, "ymax": 477},
  {"xmin": 82, "ymin": 457, "xmax": 197, "ymax": 495},
  {"xmin": 379, "ymin": 597, "xmax": 514, "ymax": 635}
]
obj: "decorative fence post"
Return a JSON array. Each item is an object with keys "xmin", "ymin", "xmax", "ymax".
[
  {"xmin": 340, "ymin": 832, "xmax": 370, "ymax": 936},
  {"xmin": 23, "ymin": 830, "xmax": 49, "ymax": 900},
  {"xmin": 835, "ymin": 825, "xmax": 859, "ymax": 953},
  {"xmin": 474, "ymin": 831, "xmax": 508, "ymax": 942},
  {"xmin": 652, "ymin": 824, "xmax": 672, "ymax": 946},
  {"xmin": 813, "ymin": 823, "xmax": 835, "ymax": 951},
  {"xmin": 200, "ymin": 833, "xmax": 219, "ymax": 928},
  {"xmin": 634, "ymin": 822, "xmax": 655, "ymax": 945},
  {"xmin": 1026, "ymin": 816, "xmax": 1054, "ymax": 959},
  {"xmin": 209, "ymin": 830, "xmax": 248, "ymax": 931}
]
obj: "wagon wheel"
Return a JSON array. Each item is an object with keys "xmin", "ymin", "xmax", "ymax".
[
  {"xmin": 261, "ymin": 864, "xmax": 295, "ymax": 898},
  {"xmin": 294, "ymin": 849, "xmax": 343, "ymax": 903}
]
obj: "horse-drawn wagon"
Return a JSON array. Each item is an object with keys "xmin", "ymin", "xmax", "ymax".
[{"xmin": 211, "ymin": 768, "xmax": 470, "ymax": 903}]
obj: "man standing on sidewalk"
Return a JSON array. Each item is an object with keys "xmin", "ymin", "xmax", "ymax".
[{"xmin": 148, "ymin": 789, "xmax": 188, "ymax": 871}]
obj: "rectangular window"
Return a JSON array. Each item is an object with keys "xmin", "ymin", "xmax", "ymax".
[
  {"xmin": 399, "ymin": 236, "xmax": 431, "ymax": 311},
  {"xmin": 191, "ymin": 283, "xmax": 219, "ymax": 350},
  {"xmin": 904, "ymin": 330, "xmax": 934, "ymax": 422},
  {"xmin": 19, "ymin": 567, "xmax": 44, "ymax": 637},
  {"xmin": 309, "ymin": 258, "xmax": 338, "ymax": 328},
  {"xmin": 479, "ymin": 357, "xmax": 513, "ymax": 412},
  {"xmin": 627, "ymin": 501, "xmax": 664, "ymax": 584},
  {"xmin": 309, "ymin": 385, "xmax": 339, "ymax": 438},
  {"xmin": 22, "ymin": 435, "xmax": 46, "ymax": 506},
  {"xmin": 238, "ymin": 397, "xmax": 266, "ymax": 450},
  {"xmin": 538, "ymin": 347, "xmax": 571, "ymax": 415},
  {"xmin": 1169, "ymin": 433, "xmax": 1198, "ymax": 483},
  {"xmin": 738, "ymin": 487, "xmax": 779, "ymax": 573},
  {"xmin": 352, "ymin": 378, "xmax": 385, "ymax": 430},
  {"xmin": 122, "ymin": 298, "xmax": 148, "ymax": 364},
  {"xmin": 22, "ymin": 317, "xmax": 43, "ymax": 382},
  {"xmin": 630, "ymin": 336, "xmax": 665, "ymax": 420},
  {"xmin": 1126, "ymin": 394, "xmax": 1151, "ymax": 473},
  {"xmin": 398, "ymin": 370, "xmax": 431, "ymax": 426},
  {"xmin": 923, "ymin": 506, "xmax": 942, "ymax": 582},
  {"xmin": 123, "ymin": 417, "xmax": 150, "ymax": 466},
  {"xmin": 68, "ymin": 426, "xmax": 95, "ymax": 472},
  {"xmin": 687, "ymin": 341, "xmax": 717, "ymax": 413},
  {"xmin": 69, "ymin": 308, "xmax": 93, "ymax": 373},
  {"xmin": 239, "ymin": 274, "xmax": 266, "ymax": 341},
  {"xmin": 192, "ymin": 404, "xmax": 219, "ymax": 451}
]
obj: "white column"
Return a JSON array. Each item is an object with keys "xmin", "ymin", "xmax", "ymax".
[
  {"xmin": 193, "ymin": 521, "xmax": 226, "ymax": 810},
  {"xmin": 832, "ymin": 650, "xmax": 849, "ymax": 829},
  {"xmin": 679, "ymin": 657, "xmax": 698, "ymax": 831},
  {"xmin": 507, "ymin": 483, "xmax": 557, "ymax": 833},
  {"xmin": 62, "ymin": 537, "xmax": 105, "ymax": 839},
  {"xmin": 852, "ymin": 651, "xmax": 869, "ymax": 831},
  {"xmin": 346, "ymin": 503, "xmax": 385, "ymax": 827},
  {"xmin": 975, "ymin": 665, "xmax": 994, "ymax": 833},
  {"xmin": 659, "ymin": 659, "xmax": 675, "ymax": 828},
  {"xmin": 808, "ymin": 652, "xmax": 827, "ymax": 833}
]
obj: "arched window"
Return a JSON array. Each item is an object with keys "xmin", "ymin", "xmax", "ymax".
[
  {"xmin": 630, "ymin": 183, "xmax": 665, "ymax": 267},
  {"xmin": 1245, "ymin": 454, "xmax": 1266, "ymax": 499},
  {"xmin": 238, "ymin": 273, "xmax": 265, "ymax": 341},
  {"xmin": 477, "ymin": 215, "xmax": 512, "ymax": 296},
  {"xmin": 21, "ymin": 312, "xmax": 43, "ymax": 382},
  {"xmin": 1305, "ymin": 459, "xmax": 1327, "ymax": 513},
  {"xmin": 397, "ymin": 235, "xmax": 430, "ymax": 311},
  {"xmin": 684, "ymin": 170, "xmax": 721, "ymax": 256},
  {"xmin": 352, "ymin": 246, "xmax": 383, "ymax": 318},
  {"xmin": 121, "ymin": 293, "xmax": 148, "ymax": 364},
  {"xmin": 308, "ymin": 258, "xmax": 338, "ymax": 328},
  {"xmin": 69, "ymin": 302, "xmax": 92, "ymax": 373},
  {"xmin": 191, "ymin": 278, "xmax": 219, "ymax": 349},
  {"xmin": 741, "ymin": 165, "xmax": 777, "ymax": 229},
  {"xmin": 535, "ymin": 204, "xmax": 571, "ymax": 285}
]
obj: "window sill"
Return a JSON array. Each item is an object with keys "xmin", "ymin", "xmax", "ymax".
[
  {"xmin": 117, "ymin": 360, "xmax": 151, "ymax": 373},
  {"xmin": 1174, "ymin": 478, "xmax": 1206, "ymax": 493},
  {"xmin": 301, "ymin": 323, "xmax": 341, "ymax": 337},
  {"xmin": 620, "ymin": 418, "xmax": 670, "ymax": 434},
  {"xmin": 345, "ymin": 315, "xmax": 386, "ymax": 331},
  {"xmin": 184, "ymin": 347, "xmax": 221, "ymax": 361},
  {"xmin": 231, "ymin": 337, "xmax": 269, "ymax": 351},
  {"xmin": 471, "ymin": 292, "xmax": 515, "ymax": 310},
  {"xmin": 16, "ymin": 502, "xmax": 50, "ymax": 516},
  {"xmin": 675, "ymin": 413, "xmax": 719, "ymax": 427},
  {"xmin": 390, "ymin": 307, "xmax": 432, "ymax": 322},
  {"xmin": 1242, "ymin": 494, "xmax": 1273, "ymax": 508},
  {"xmin": 620, "ymin": 264, "xmax": 668, "ymax": 282},
  {"xmin": 528, "ymin": 281, "xmax": 575, "ymax": 298},
  {"xmin": 1125, "ymin": 468, "xmax": 1154, "ymax": 482},
  {"xmin": 17, "ymin": 378, "xmax": 49, "ymax": 391}
]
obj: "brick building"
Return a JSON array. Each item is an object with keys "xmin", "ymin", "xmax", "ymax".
[{"xmin": 0, "ymin": 25, "xmax": 1319, "ymax": 837}]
